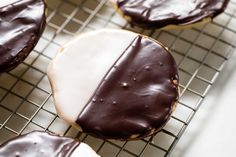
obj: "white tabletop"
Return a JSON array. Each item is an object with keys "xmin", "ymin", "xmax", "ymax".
[{"xmin": 171, "ymin": 50, "xmax": 236, "ymax": 157}]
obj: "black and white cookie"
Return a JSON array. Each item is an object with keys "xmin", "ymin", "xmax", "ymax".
[
  {"xmin": 0, "ymin": 131, "xmax": 100, "ymax": 157},
  {"xmin": 0, "ymin": 0, "xmax": 46, "ymax": 73},
  {"xmin": 47, "ymin": 29, "xmax": 179, "ymax": 140},
  {"xmin": 110, "ymin": 0, "xmax": 229, "ymax": 29}
]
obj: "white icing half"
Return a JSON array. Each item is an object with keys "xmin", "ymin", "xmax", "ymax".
[
  {"xmin": 47, "ymin": 29, "xmax": 138, "ymax": 129},
  {"xmin": 71, "ymin": 143, "xmax": 100, "ymax": 157},
  {"xmin": 0, "ymin": 0, "xmax": 19, "ymax": 7}
]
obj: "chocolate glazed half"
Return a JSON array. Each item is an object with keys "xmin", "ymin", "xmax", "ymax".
[
  {"xmin": 77, "ymin": 36, "xmax": 179, "ymax": 140},
  {"xmin": 0, "ymin": 0, "xmax": 46, "ymax": 73},
  {"xmin": 0, "ymin": 131, "xmax": 80, "ymax": 157},
  {"xmin": 116, "ymin": 0, "xmax": 230, "ymax": 29}
]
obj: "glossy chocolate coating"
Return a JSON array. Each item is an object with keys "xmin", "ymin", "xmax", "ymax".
[
  {"xmin": 116, "ymin": 0, "xmax": 229, "ymax": 28},
  {"xmin": 0, "ymin": 131, "xmax": 80, "ymax": 157},
  {"xmin": 0, "ymin": 0, "xmax": 46, "ymax": 73},
  {"xmin": 77, "ymin": 36, "xmax": 179, "ymax": 140}
]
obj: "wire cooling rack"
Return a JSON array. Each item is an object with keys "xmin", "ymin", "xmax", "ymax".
[{"xmin": 0, "ymin": 0, "xmax": 236, "ymax": 156}]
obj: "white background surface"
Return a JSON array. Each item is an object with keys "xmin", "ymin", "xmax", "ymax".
[
  {"xmin": 0, "ymin": 0, "xmax": 17, "ymax": 6},
  {"xmin": 171, "ymin": 50, "xmax": 236, "ymax": 157}
]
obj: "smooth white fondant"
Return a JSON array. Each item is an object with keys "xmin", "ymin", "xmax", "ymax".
[
  {"xmin": 71, "ymin": 143, "xmax": 100, "ymax": 157},
  {"xmin": 47, "ymin": 29, "xmax": 138, "ymax": 129}
]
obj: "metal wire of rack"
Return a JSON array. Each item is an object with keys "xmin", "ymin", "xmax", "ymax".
[{"xmin": 0, "ymin": 0, "xmax": 236, "ymax": 156}]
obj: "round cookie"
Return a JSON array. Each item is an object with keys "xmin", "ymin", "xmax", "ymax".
[
  {"xmin": 110, "ymin": 0, "xmax": 229, "ymax": 29},
  {"xmin": 0, "ymin": 131, "xmax": 100, "ymax": 157},
  {"xmin": 0, "ymin": 0, "xmax": 46, "ymax": 73},
  {"xmin": 47, "ymin": 29, "xmax": 179, "ymax": 140}
]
